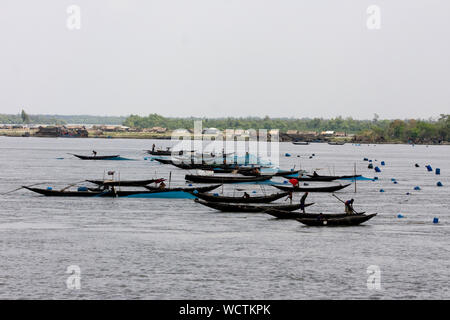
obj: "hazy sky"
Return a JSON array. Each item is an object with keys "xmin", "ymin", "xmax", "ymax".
[{"xmin": 1, "ymin": 0, "xmax": 449, "ymax": 119}]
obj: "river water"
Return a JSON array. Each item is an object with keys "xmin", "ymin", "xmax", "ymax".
[{"xmin": 0, "ymin": 136, "xmax": 448, "ymax": 299}]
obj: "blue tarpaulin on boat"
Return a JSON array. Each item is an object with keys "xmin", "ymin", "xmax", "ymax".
[{"xmin": 124, "ymin": 191, "xmax": 196, "ymax": 199}]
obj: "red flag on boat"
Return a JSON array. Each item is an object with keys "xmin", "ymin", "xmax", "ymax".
[{"xmin": 289, "ymin": 178, "xmax": 298, "ymax": 186}]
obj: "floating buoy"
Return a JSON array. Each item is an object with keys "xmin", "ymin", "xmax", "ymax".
[
  {"xmin": 143, "ymin": 157, "xmax": 148, "ymax": 160},
  {"xmin": 312, "ymin": 153, "xmax": 315, "ymax": 156},
  {"xmin": 374, "ymin": 176, "xmax": 378, "ymax": 180},
  {"xmin": 252, "ymin": 190, "xmax": 257, "ymax": 193},
  {"xmin": 363, "ymin": 158, "xmax": 368, "ymax": 161},
  {"xmin": 415, "ymin": 163, "xmax": 420, "ymax": 167},
  {"xmin": 391, "ymin": 178, "xmax": 396, "ymax": 181},
  {"xmin": 393, "ymin": 181, "xmax": 398, "ymax": 184},
  {"xmin": 414, "ymin": 186, "xmax": 421, "ymax": 190},
  {"xmin": 285, "ymin": 153, "xmax": 291, "ymax": 157},
  {"xmin": 368, "ymin": 163, "xmax": 373, "ymax": 169},
  {"xmin": 47, "ymin": 187, "xmax": 52, "ymax": 190},
  {"xmin": 437, "ymin": 181, "xmax": 443, "ymax": 187},
  {"xmin": 369, "ymin": 160, "xmax": 372, "ymax": 163},
  {"xmin": 406, "ymin": 192, "xmax": 410, "ymax": 195},
  {"xmin": 379, "ymin": 189, "xmax": 385, "ymax": 192},
  {"xmin": 433, "ymin": 217, "xmax": 439, "ymax": 224},
  {"xmin": 56, "ymin": 157, "xmax": 64, "ymax": 160},
  {"xmin": 435, "ymin": 168, "xmax": 440, "ymax": 175},
  {"xmin": 374, "ymin": 166, "xmax": 381, "ymax": 172},
  {"xmin": 381, "ymin": 161, "xmax": 385, "ymax": 166},
  {"xmin": 397, "ymin": 214, "xmax": 404, "ymax": 218},
  {"xmin": 193, "ymin": 190, "xmax": 199, "ymax": 194},
  {"xmin": 188, "ymin": 184, "xmax": 193, "ymax": 186},
  {"xmin": 426, "ymin": 165, "xmax": 433, "ymax": 172}
]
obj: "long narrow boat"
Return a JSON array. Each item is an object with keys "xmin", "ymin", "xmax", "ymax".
[
  {"xmin": 292, "ymin": 141, "xmax": 310, "ymax": 145},
  {"xmin": 71, "ymin": 154, "xmax": 120, "ymax": 160},
  {"xmin": 264, "ymin": 209, "xmax": 366, "ymax": 219},
  {"xmin": 147, "ymin": 149, "xmax": 188, "ymax": 156},
  {"xmin": 273, "ymin": 183, "xmax": 351, "ymax": 193},
  {"xmin": 240, "ymin": 169, "xmax": 302, "ymax": 177},
  {"xmin": 186, "ymin": 174, "xmax": 272, "ymax": 184},
  {"xmin": 193, "ymin": 192, "xmax": 289, "ymax": 203},
  {"xmin": 194, "ymin": 199, "xmax": 314, "ymax": 213},
  {"xmin": 22, "ymin": 186, "xmax": 199, "ymax": 198},
  {"xmin": 86, "ymin": 178, "xmax": 165, "ymax": 187},
  {"xmin": 144, "ymin": 184, "xmax": 221, "ymax": 193},
  {"xmin": 306, "ymin": 174, "xmax": 361, "ymax": 181},
  {"xmin": 296, "ymin": 213, "xmax": 377, "ymax": 226}
]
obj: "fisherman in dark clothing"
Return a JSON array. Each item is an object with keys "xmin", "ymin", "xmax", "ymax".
[
  {"xmin": 285, "ymin": 191, "xmax": 293, "ymax": 204},
  {"xmin": 345, "ymin": 198, "xmax": 355, "ymax": 214},
  {"xmin": 313, "ymin": 171, "xmax": 318, "ymax": 177},
  {"xmin": 152, "ymin": 144, "xmax": 156, "ymax": 152},
  {"xmin": 243, "ymin": 192, "xmax": 250, "ymax": 199},
  {"xmin": 300, "ymin": 192, "xmax": 309, "ymax": 213},
  {"xmin": 92, "ymin": 150, "xmax": 97, "ymax": 157}
]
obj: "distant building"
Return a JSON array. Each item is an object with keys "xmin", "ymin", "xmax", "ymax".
[
  {"xmin": 35, "ymin": 126, "xmax": 88, "ymax": 137},
  {"xmin": 321, "ymin": 130, "xmax": 335, "ymax": 136},
  {"xmin": 286, "ymin": 130, "xmax": 298, "ymax": 134}
]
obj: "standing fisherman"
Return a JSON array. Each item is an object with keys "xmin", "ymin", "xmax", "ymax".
[
  {"xmin": 345, "ymin": 198, "xmax": 355, "ymax": 214},
  {"xmin": 285, "ymin": 191, "xmax": 293, "ymax": 204},
  {"xmin": 300, "ymin": 192, "xmax": 309, "ymax": 213}
]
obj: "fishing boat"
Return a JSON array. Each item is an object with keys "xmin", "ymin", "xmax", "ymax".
[
  {"xmin": 144, "ymin": 184, "xmax": 221, "ymax": 193},
  {"xmin": 71, "ymin": 154, "xmax": 120, "ymax": 160},
  {"xmin": 194, "ymin": 199, "xmax": 314, "ymax": 213},
  {"xmin": 22, "ymin": 186, "xmax": 200, "ymax": 198},
  {"xmin": 239, "ymin": 169, "xmax": 302, "ymax": 177},
  {"xmin": 264, "ymin": 209, "xmax": 366, "ymax": 219},
  {"xmin": 296, "ymin": 213, "xmax": 377, "ymax": 226},
  {"xmin": 86, "ymin": 178, "xmax": 165, "ymax": 187},
  {"xmin": 305, "ymin": 174, "xmax": 362, "ymax": 181},
  {"xmin": 192, "ymin": 192, "xmax": 289, "ymax": 203},
  {"xmin": 273, "ymin": 183, "xmax": 351, "ymax": 193},
  {"xmin": 292, "ymin": 141, "xmax": 309, "ymax": 145},
  {"xmin": 327, "ymin": 141, "xmax": 346, "ymax": 145},
  {"xmin": 185, "ymin": 174, "xmax": 273, "ymax": 184}
]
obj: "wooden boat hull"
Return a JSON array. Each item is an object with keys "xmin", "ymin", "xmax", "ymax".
[
  {"xmin": 72, "ymin": 154, "xmax": 120, "ymax": 160},
  {"xmin": 264, "ymin": 209, "xmax": 366, "ymax": 219},
  {"xmin": 144, "ymin": 184, "xmax": 221, "ymax": 193},
  {"xmin": 193, "ymin": 192, "xmax": 289, "ymax": 203},
  {"xmin": 306, "ymin": 174, "xmax": 361, "ymax": 181},
  {"xmin": 296, "ymin": 213, "xmax": 377, "ymax": 226},
  {"xmin": 194, "ymin": 199, "xmax": 314, "ymax": 212},
  {"xmin": 240, "ymin": 169, "xmax": 301, "ymax": 177},
  {"xmin": 23, "ymin": 186, "xmax": 197, "ymax": 198},
  {"xmin": 185, "ymin": 174, "xmax": 272, "ymax": 184},
  {"xmin": 86, "ymin": 179, "xmax": 164, "ymax": 187},
  {"xmin": 273, "ymin": 183, "xmax": 351, "ymax": 193}
]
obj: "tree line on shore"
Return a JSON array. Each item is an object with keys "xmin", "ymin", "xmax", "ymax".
[
  {"xmin": 1, "ymin": 112, "xmax": 448, "ymax": 143},
  {"xmin": 123, "ymin": 113, "xmax": 450, "ymax": 143}
]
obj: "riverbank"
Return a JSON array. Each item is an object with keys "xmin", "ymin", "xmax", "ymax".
[{"xmin": 1, "ymin": 129, "xmax": 448, "ymax": 145}]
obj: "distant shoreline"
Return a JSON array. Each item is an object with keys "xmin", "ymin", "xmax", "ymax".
[{"xmin": 1, "ymin": 131, "xmax": 449, "ymax": 145}]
